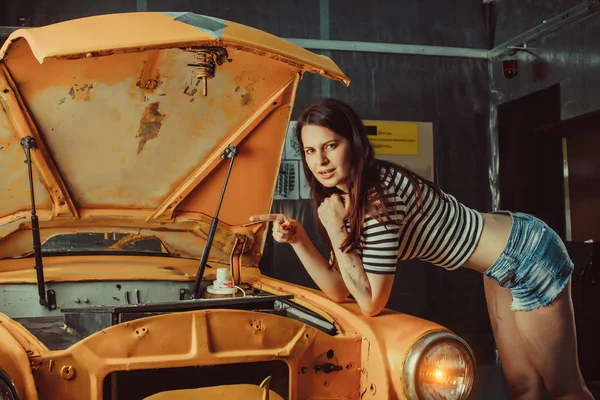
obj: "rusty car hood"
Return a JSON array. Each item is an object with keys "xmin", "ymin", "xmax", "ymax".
[{"xmin": 0, "ymin": 12, "xmax": 349, "ymax": 264}]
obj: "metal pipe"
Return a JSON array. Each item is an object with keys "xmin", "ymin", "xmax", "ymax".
[
  {"xmin": 488, "ymin": 1, "xmax": 599, "ymax": 58},
  {"xmin": 137, "ymin": 0, "xmax": 147, "ymax": 12},
  {"xmin": 284, "ymin": 38, "xmax": 490, "ymax": 59},
  {"xmin": 319, "ymin": 0, "xmax": 332, "ymax": 98}
]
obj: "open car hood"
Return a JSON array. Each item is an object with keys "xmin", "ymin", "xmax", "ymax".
[{"xmin": 0, "ymin": 12, "xmax": 349, "ymax": 264}]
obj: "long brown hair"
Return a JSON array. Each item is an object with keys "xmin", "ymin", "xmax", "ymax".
[{"xmin": 295, "ymin": 98, "xmax": 443, "ymax": 260}]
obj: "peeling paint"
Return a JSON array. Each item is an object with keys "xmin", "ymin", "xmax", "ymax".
[
  {"xmin": 136, "ymin": 102, "xmax": 165, "ymax": 153},
  {"xmin": 68, "ymin": 83, "xmax": 94, "ymax": 101}
]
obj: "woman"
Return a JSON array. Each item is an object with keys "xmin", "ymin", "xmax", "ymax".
[{"xmin": 250, "ymin": 98, "xmax": 592, "ymax": 399}]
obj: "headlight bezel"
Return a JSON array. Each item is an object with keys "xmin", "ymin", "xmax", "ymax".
[
  {"xmin": 403, "ymin": 331, "xmax": 476, "ymax": 400},
  {"xmin": 0, "ymin": 369, "xmax": 18, "ymax": 400}
]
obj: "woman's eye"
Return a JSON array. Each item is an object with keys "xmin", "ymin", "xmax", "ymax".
[
  {"xmin": 326, "ymin": 143, "xmax": 337, "ymax": 149},
  {"xmin": 305, "ymin": 149, "xmax": 314, "ymax": 155}
]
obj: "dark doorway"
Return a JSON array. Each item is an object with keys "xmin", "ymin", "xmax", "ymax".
[
  {"xmin": 497, "ymin": 84, "xmax": 564, "ymax": 236},
  {"xmin": 537, "ymin": 108, "xmax": 600, "ymax": 389},
  {"xmin": 538, "ymin": 108, "xmax": 600, "ymax": 242}
]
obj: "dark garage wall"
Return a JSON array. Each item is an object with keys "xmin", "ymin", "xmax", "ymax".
[
  {"xmin": 489, "ymin": 1, "xmax": 600, "ymax": 209},
  {"xmin": 490, "ymin": 0, "xmax": 587, "ymax": 47},
  {"xmin": 490, "ymin": 1, "xmax": 600, "ymax": 119}
]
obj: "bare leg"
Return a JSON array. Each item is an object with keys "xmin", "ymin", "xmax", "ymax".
[
  {"xmin": 513, "ymin": 280, "xmax": 593, "ymax": 400},
  {"xmin": 484, "ymin": 277, "xmax": 545, "ymax": 399}
]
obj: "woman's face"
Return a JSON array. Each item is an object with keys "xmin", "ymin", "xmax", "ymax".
[{"xmin": 301, "ymin": 124, "xmax": 351, "ymax": 192}]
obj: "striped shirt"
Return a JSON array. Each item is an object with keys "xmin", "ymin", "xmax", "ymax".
[{"xmin": 358, "ymin": 165, "xmax": 483, "ymax": 274}]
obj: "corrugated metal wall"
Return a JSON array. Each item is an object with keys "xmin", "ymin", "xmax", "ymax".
[{"xmin": 489, "ymin": 0, "xmax": 600, "ymax": 209}]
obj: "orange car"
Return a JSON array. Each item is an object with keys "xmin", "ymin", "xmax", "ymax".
[{"xmin": 0, "ymin": 12, "xmax": 475, "ymax": 400}]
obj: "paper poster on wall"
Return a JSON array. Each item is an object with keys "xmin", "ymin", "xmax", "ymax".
[
  {"xmin": 274, "ymin": 160, "xmax": 300, "ymax": 200},
  {"xmin": 363, "ymin": 121, "xmax": 419, "ymax": 155},
  {"xmin": 298, "ymin": 166, "xmax": 311, "ymax": 199},
  {"xmin": 284, "ymin": 121, "xmax": 302, "ymax": 160}
]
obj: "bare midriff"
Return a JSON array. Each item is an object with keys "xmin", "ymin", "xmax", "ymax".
[{"xmin": 462, "ymin": 212, "xmax": 513, "ymax": 274}]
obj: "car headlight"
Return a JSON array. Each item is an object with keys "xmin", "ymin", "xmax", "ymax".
[
  {"xmin": 403, "ymin": 331, "xmax": 475, "ymax": 400},
  {"xmin": 0, "ymin": 369, "xmax": 18, "ymax": 400}
]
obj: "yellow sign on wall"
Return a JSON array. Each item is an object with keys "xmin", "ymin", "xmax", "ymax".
[{"xmin": 364, "ymin": 121, "xmax": 419, "ymax": 155}]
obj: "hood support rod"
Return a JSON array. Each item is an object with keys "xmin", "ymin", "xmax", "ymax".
[
  {"xmin": 20, "ymin": 136, "xmax": 51, "ymax": 308},
  {"xmin": 191, "ymin": 145, "xmax": 239, "ymax": 299}
]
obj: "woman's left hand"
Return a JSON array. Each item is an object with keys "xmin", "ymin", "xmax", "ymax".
[{"xmin": 318, "ymin": 194, "xmax": 351, "ymax": 239}]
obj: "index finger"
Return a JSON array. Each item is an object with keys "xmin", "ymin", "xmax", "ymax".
[{"xmin": 249, "ymin": 214, "xmax": 285, "ymax": 223}]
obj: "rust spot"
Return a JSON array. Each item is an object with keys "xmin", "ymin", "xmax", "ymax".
[
  {"xmin": 144, "ymin": 79, "xmax": 159, "ymax": 90},
  {"xmin": 136, "ymin": 102, "xmax": 165, "ymax": 153},
  {"xmin": 241, "ymin": 92, "xmax": 252, "ymax": 106},
  {"xmin": 137, "ymin": 51, "xmax": 162, "ymax": 93}
]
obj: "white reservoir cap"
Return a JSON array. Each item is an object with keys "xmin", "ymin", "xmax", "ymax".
[{"xmin": 216, "ymin": 268, "xmax": 229, "ymax": 282}]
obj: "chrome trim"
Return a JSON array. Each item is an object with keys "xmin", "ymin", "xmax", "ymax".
[
  {"xmin": 403, "ymin": 331, "xmax": 476, "ymax": 400},
  {"xmin": 0, "ymin": 369, "xmax": 19, "ymax": 400}
]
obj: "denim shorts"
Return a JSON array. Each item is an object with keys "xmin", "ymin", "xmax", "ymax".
[{"xmin": 483, "ymin": 211, "xmax": 574, "ymax": 311}]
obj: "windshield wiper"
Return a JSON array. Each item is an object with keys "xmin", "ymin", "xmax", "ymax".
[
  {"xmin": 21, "ymin": 136, "xmax": 54, "ymax": 309},
  {"xmin": 190, "ymin": 145, "xmax": 239, "ymax": 299}
]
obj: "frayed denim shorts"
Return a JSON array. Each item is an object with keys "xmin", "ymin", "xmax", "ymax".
[{"xmin": 483, "ymin": 211, "xmax": 574, "ymax": 311}]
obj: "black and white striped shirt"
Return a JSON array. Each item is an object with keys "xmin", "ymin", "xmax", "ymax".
[{"xmin": 358, "ymin": 165, "xmax": 483, "ymax": 274}]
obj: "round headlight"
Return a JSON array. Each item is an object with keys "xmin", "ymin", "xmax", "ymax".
[
  {"xmin": 403, "ymin": 331, "xmax": 475, "ymax": 400},
  {"xmin": 0, "ymin": 369, "xmax": 18, "ymax": 400}
]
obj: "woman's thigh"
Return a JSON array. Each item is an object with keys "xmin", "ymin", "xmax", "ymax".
[
  {"xmin": 483, "ymin": 277, "xmax": 545, "ymax": 398},
  {"xmin": 513, "ymin": 280, "xmax": 590, "ymax": 398}
]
